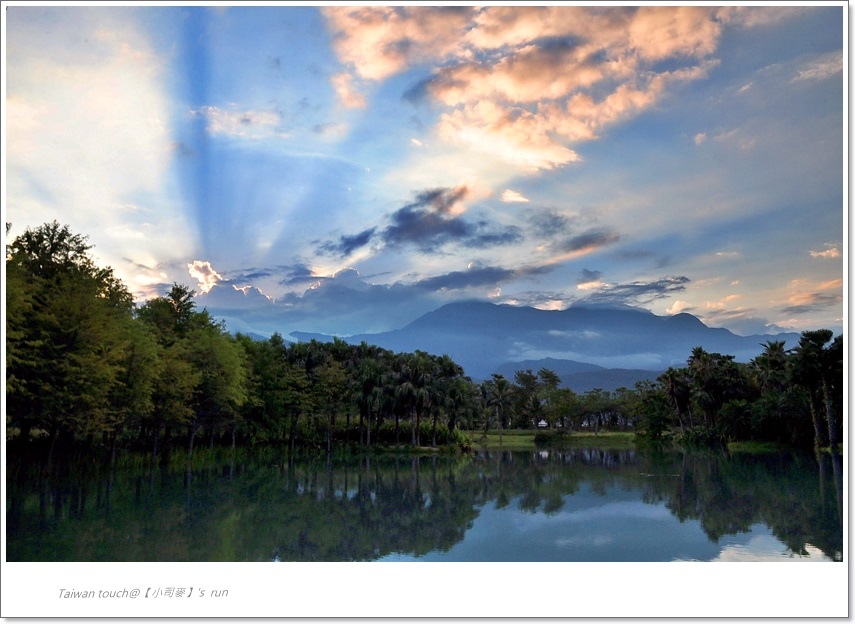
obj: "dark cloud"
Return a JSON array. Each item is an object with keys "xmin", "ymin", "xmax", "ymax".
[
  {"xmin": 578, "ymin": 268, "xmax": 602, "ymax": 283},
  {"xmin": 227, "ymin": 267, "xmax": 276, "ymax": 282},
  {"xmin": 557, "ymin": 228, "xmax": 620, "ymax": 254},
  {"xmin": 278, "ymin": 263, "xmax": 324, "ymax": 286},
  {"xmin": 579, "ymin": 275, "xmax": 690, "ymax": 306},
  {"xmin": 465, "ymin": 223, "xmax": 524, "ymax": 248},
  {"xmin": 414, "ymin": 263, "xmax": 553, "ymax": 292},
  {"xmin": 319, "ymin": 227, "xmax": 377, "ymax": 257},
  {"xmin": 381, "ymin": 186, "xmax": 470, "ymax": 250},
  {"xmin": 372, "ymin": 186, "xmax": 523, "ymax": 252},
  {"xmin": 414, "ymin": 266, "xmax": 516, "ymax": 291},
  {"xmin": 402, "ymin": 78, "xmax": 432, "ymax": 104},
  {"xmin": 122, "ymin": 257, "xmax": 156, "ymax": 271},
  {"xmin": 780, "ymin": 293, "xmax": 842, "ymax": 315},
  {"xmin": 528, "ymin": 210, "xmax": 572, "ymax": 237}
]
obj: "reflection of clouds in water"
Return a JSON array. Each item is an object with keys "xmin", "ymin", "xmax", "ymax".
[
  {"xmin": 512, "ymin": 499, "xmax": 672, "ymax": 533},
  {"xmin": 556, "ymin": 535, "xmax": 613, "ymax": 548},
  {"xmin": 712, "ymin": 533, "xmax": 832, "ymax": 562}
]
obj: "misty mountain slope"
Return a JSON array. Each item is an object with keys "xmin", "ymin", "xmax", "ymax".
[
  {"xmin": 494, "ymin": 358, "xmax": 662, "ymax": 393},
  {"xmin": 290, "ymin": 301, "xmax": 802, "ymax": 381}
]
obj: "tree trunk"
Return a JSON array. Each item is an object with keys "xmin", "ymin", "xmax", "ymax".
[
  {"xmin": 809, "ymin": 394, "xmax": 826, "ymax": 449},
  {"xmin": 346, "ymin": 410, "xmax": 351, "ymax": 445},
  {"xmin": 497, "ymin": 408, "xmax": 503, "ymax": 447},
  {"xmin": 823, "ymin": 381, "xmax": 837, "ymax": 450},
  {"xmin": 289, "ymin": 413, "xmax": 299, "ymax": 456},
  {"xmin": 45, "ymin": 427, "xmax": 60, "ymax": 476},
  {"xmin": 366, "ymin": 410, "xmax": 372, "ymax": 446},
  {"xmin": 151, "ymin": 425, "xmax": 160, "ymax": 466},
  {"xmin": 188, "ymin": 420, "xmax": 198, "ymax": 462}
]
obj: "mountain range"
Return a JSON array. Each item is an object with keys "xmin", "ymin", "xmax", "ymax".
[{"xmin": 289, "ymin": 301, "xmax": 802, "ymax": 387}]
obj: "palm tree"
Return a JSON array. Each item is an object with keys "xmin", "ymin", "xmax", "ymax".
[
  {"xmin": 752, "ymin": 340, "xmax": 789, "ymax": 394},
  {"xmin": 659, "ymin": 367, "xmax": 693, "ymax": 430},
  {"xmin": 486, "ymin": 374, "xmax": 514, "ymax": 446},
  {"xmin": 790, "ymin": 330, "xmax": 839, "ymax": 450}
]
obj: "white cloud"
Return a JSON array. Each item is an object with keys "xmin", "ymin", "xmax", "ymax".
[
  {"xmin": 501, "ymin": 190, "xmax": 530, "ymax": 203},
  {"xmin": 577, "ymin": 280, "xmax": 606, "ymax": 292},
  {"xmin": 694, "ymin": 132, "xmax": 707, "ymax": 145},
  {"xmin": 191, "ymin": 105, "xmax": 284, "ymax": 140},
  {"xmin": 809, "ymin": 245, "xmax": 841, "ymax": 259},
  {"xmin": 5, "ymin": 8, "xmax": 195, "ymax": 298},
  {"xmin": 331, "ymin": 71, "xmax": 366, "ymax": 109},
  {"xmin": 666, "ymin": 300, "xmax": 694, "ymax": 315},
  {"xmin": 188, "ymin": 260, "xmax": 224, "ymax": 293},
  {"xmin": 792, "ymin": 51, "xmax": 843, "ymax": 82}
]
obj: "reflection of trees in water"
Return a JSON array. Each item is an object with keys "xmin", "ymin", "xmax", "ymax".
[
  {"xmin": 637, "ymin": 449, "xmax": 843, "ymax": 561},
  {"xmin": 6, "ymin": 447, "xmax": 842, "ymax": 561}
]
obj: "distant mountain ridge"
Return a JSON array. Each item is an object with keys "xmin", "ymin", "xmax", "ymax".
[
  {"xmin": 290, "ymin": 300, "xmax": 802, "ymax": 381},
  {"xmin": 493, "ymin": 358, "xmax": 663, "ymax": 393}
]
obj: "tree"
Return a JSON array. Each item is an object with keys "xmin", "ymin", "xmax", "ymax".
[
  {"xmin": 790, "ymin": 330, "xmax": 841, "ymax": 450},
  {"xmin": 485, "ymin": 374, "xmax": 514, "ymax": 445},
  {"xmin": 5, "ymin": 222, "xmax": 135, "ymax": 460},
  {"xmin": 185, "ymin": 324, "xmax": 248, "ymax": 458}
]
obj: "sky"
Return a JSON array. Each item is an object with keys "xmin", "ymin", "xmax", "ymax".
[{"xmin": 3, "ymin": 3, "xmax": 846, "ymax": 339}]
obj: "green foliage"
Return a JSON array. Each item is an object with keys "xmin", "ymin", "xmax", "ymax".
[{"xmin": 6, "ymin": 221, "xmax": 844, "ymax": 459}]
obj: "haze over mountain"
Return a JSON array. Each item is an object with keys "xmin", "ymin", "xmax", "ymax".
[{"xmin": 291, "ymin": 300, "xmax": 802, "ymax": 381}]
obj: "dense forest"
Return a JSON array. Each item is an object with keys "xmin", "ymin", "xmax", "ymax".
[{"xmin": 5, "ymin": 222, "xmax": 844, "ymax": 464}]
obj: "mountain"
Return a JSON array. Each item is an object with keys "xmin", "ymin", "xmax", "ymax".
[
  {"xmin": 290, "ymin": 301, "xmax": 802, "ymax": 381},
  {"xmin": 494, "ymin": 358, "xmax": 663, "ymax": 393}
]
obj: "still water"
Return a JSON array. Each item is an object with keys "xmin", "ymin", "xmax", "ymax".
[{"xmin": 6, "ymin": 447, "xmax": 843, "ymax": 562}]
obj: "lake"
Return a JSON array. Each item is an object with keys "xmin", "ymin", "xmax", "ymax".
[{"xmin": 6, "ymin": 446, "xmax": 843, "ymax": 562}]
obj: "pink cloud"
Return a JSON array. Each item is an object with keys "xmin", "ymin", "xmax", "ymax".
[{"xmin": 321, "ymin": 6, "xmax": 765, "ymax": 171}]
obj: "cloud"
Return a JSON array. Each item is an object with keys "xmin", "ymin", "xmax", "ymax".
[
  {"xmin": 528, "ymin": 210, "xmax": 575, "ymax": 238},
  {"xmin": 502, "ymin": 190, "xmax": 530, "ymax": 203},
  {"xmin": 321, "ymin": 6, "xmax": 475, "ymax": 81},
  {"xmin": 554, "ymin": 229, "xmax": 620, "ymax": 255},
  {"xmin": 576, "ymin": 275, "xmax": 690, "ymax": 306},
  {"xmin": 666, "ymin": 300, "xmax": 694, "ymax": 315},
  {"xmin": 330, "ymin": 71, "xmax": 366, "ymax": 109},
  {"xmin": 190, "ymin": 105, "xmax": 285, "ymax": 139},
  {"xmin": 700, "ymin": 299, "xmax": 792, "ymax": 336},
  {"xmin": 188, "ymin": 260, "xmax": 224, "ymax": 293},
  {"xmin": 792, "ymin": 51, "xmax": 843, "ymax": 82},
  {"xmin": 5, "ymin": 8, "xmax": 195, "ymax": 299},
  {"xmin": 694, "ymin": 132, "xmax": 707, "ymax": 145},
  {"xmin": 809, "ymin": 244, "xmax": 841, "ymax": 259},
  {"xmin": 780, "ymin": 292, "xmax": 843, "ymax": 315},
  {"xmin": 414, "ymin": 263, "xmax": 551, "ymax": 292},
  {"xmin": 576, "ymin": 268, "xmax": 605, "ymax": 291},
  {"xmin": 323, "ymin": 6, "xmax": 734, "ymax": 172},
  {"xmin": 320, "ymin": 227, "xmax": 377, "ymax": 257},
  {"xmin": 376, "ymin": 186, "xmax": 523, "ymax": 252}
]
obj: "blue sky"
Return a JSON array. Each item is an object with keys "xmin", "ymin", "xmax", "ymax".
[{"xmin": 4, "ymin": 4, "xmax": 845, "ymax": 338}]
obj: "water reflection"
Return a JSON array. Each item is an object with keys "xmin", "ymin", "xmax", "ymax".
[{"xmin": 6, "ymin": 447, "xmax": 843, "ymax": 562}]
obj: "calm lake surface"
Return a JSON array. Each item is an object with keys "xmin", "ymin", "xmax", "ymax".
[{"xmin": 6, "ymin": 446, "xmax": 843, "ymax": 562}]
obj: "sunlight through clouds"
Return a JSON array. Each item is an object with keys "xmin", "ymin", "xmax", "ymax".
[{"xmin": 4, "ymin": 5, "xmax": 843, "ymax": 339}]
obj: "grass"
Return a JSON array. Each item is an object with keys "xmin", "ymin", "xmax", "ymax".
[
  {"xmin": 726, "ymin": 440, "xmax": 788, "ymax": 454},
  {"xmin": 466, "ymin": 429, "xmax": 636, "ymax": 450}
]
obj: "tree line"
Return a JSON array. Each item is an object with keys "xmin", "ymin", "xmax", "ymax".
[{"xmin": 6, "ymin": 222, "xmax": 843, "ymax": 462}]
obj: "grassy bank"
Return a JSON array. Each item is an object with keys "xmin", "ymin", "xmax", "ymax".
[{"xmin": 467, "ymin": 430, "xmax": 636, "ymax": 450}]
